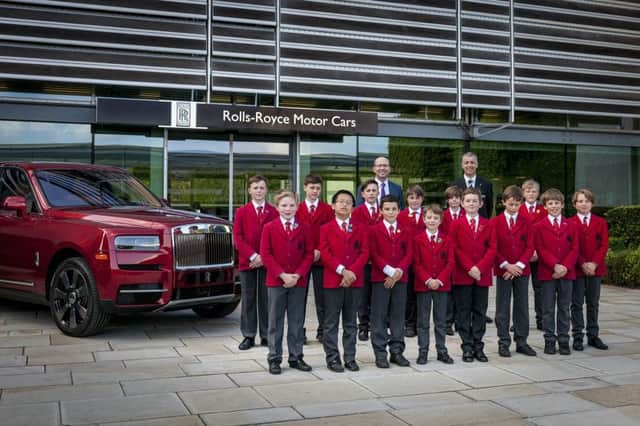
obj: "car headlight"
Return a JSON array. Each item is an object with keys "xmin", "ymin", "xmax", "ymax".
[{"xmin": 114, "ymin": 236, "xmax": 161, "ymax": 251}]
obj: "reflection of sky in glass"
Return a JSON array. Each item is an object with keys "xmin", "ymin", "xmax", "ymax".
[
  {"xmin": 169, "ymin": 139, "xmax": 229, "ymax": 154},
  {"xmin": 233, "ymin": 141, "xmax": 288, "ymax": 155},
  {"xmin": 0, "ymin": 121, "xmax": 91, "ymax": 144},
  {"xmin": 95, "ymin": 134, "xmax": 162, "ymax": 148},
  {"xmin": 358, "ymin": 136, "xmax": 389, "ymax": 154},
  {"xmin": 301, "ymin": 136, "xmax": 357, "ymax": 156}
]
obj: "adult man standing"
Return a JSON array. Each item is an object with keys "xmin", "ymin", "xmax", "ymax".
[
  {"xmin": 453, "ymin": 152, "xmax": 493, "ymax": 218},
  {"xmin": 357, "ymin": 156, "xmax": 404, "ymax": 209}
]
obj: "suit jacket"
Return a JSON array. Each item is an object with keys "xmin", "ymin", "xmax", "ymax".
[
  {"xmin": 398, "ymin": 208, "xmax": 426, "ymax": 237},
  {"xmin": 351, "ymin": 203, "xmax": 382, "ymax": 227},
  {"xmin": 519, "ymin": 202, "xmax": 546, "ymax": 223},
  {"xmin": 319, "ymin": 219, "xmax": 370, "ymax": 288},
  {"xmin": 492, "ymin": 213, "xmax": 534, "ymax": 276},
  {"xmin": 570, "ymin": 214, "xmax": 608, "ymax": 277},
  {"xmin": 233, "ymin": 202, "xmax": 278, "ymax": 271},
  {"xmin": 356, "ymin": 179, "xmax": 404, "ymax": 209},
  {"xmin": 440, "ymin": 207, "xmax": 464, "ymax": 235},
  {"xmin": 412, "ymin": 232, "xmax": 454, "ymax": 292},
  {"xmin": 533, "ymin": 216, "xmax": 579, "ymax": 281},
  {"xmin": 260, "ymin": 220, "xmax": 314, "ymax": 287},
  {"xmin": 295, "ymin": 201, "xmax": 334, "ymax": 264},
  {"xmin": 450, "ymin": 215, "xmax": 497, "ymax": 286},
  {"xmin": 369, "ymin": 221, "xmax": 413, "ymax": 283},
  {"xmin": 453, "ymin": 175, "xmax": 493, "ymax": 218}
]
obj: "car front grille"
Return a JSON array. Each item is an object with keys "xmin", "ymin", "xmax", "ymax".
[{"xmin": 172, "ymin": 223, "xmax": 234, "ymax": 270}]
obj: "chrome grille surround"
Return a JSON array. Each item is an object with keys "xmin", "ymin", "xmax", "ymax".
[{"xmin": 172, "ymin": 223, "xmax": 234, "ymax": 270}]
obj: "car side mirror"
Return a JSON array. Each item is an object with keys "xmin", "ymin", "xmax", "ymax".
[{"xmin": 2, "ymin": 196, "xmax": 27, "ymax": 218}]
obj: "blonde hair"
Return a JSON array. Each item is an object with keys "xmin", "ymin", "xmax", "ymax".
[
  {"xmin": 273, "ymin": 189, "xmax": 297, "ymax": 205},
  {"xmin": 573, "ymin": 188, "xmax": 595, "ymax": 204},
  {"xmin": 540, "ymin": 188, "xmax": 564, "ymax": 205},
  {"xmin": 521, "ymin": 179, "xmax": 540, "ymax": 192}
]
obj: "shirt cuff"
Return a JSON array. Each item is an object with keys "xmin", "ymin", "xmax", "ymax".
[
  {"xmin": 336, "ymin": 264, "xmax": 345, "ymax": 275},
  {"xmin": 499, "ymin": 261, "xmax": 508, "ymax": 269},
  {"xmin": 516, "ymin": 261, "xmax": 526, "ymax": 269},
  {"xmin": 383, "ymin": 265, "xmax": 395, "ymax": 277},
  {"xmin": 249, "ymin": 253, "xmax": 258, "ymax": 262}
]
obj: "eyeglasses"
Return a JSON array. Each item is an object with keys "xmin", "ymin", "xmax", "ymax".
[{"xmin": 335, "ymin": 200, "xmax": 353, "ymax": 206}]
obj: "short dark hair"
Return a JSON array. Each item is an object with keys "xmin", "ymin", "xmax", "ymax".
[
  {"xmin": 331, "ymin": 189, "xmax": 355, "ymax": 205},
  {"xmin": 360, "ymin": 179, "xmax": 378, "ymax": 193},
  {"xmin": 502, "ymin": 185, "xmax": 523, "ymax": 202},
  {"xmin": 541, "ymin": 188, "xmax": 565, "ymax": 205},
  {"xmin": 462, "ymin": 187, "xmax": 482, "ymax": 201},
  {"xmin": 573, "ymin": 188, "xmax": 595, "ymax": 204},
  {"xmin": 380, "ymin": 195, "xmax": 399, "ymax": 209},
  {"xmin": 444, "ymin": 185, "xmax": 462, "ymax": 200},
  {"xmin": 406, "ymin": 184, "xmax": 424, "ymax": 199},
  {"xmin": 303, "ymin": 174, "xmax": 323, "ymax": 186},
  {"xmin": 424, "ymin": 203, "xmax": 443, "ymax": 217},
  {"xmin": 247, "ymin": 175, "xmax": 267, "ymax": 188}
]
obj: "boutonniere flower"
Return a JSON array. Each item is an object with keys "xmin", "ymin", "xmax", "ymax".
[
  {"xmin": 536, "ymin": 208, "xmax": 542, "ymax": 214},
  {"xmin": 396, "ymin": 229, "xmax": 401, "ymax": 234},
  {"xmin": 478, "ymin": 225, "xmax": 485, "ymax": 233},
  {"xmin": 437, "ymin": 238, "xmax": 442, "ymax": 244},
  {"xmin": 292, "ymin": 222, "xmax": 299, "ymax": 230},
  {"xmin": 347, "ymin": 223, "xmax": 353, "ymax": 233}
]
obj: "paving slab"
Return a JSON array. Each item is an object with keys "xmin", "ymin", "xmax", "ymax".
[
  {"xmin": 0, "ymin": 335, "xmax": 50, "ymax": 348},
  {"xmin": 392, "ymin": 401, "xmax": 520, "ymax": 425},
  {"xmin": 94, "ymin": 347, "xmax": 180, "ymax": 361},
  {"xmin": 567, "ymin": 355, "xmax": 640, "ymax": 375},
  {"xmin": 574, "ymin": 384, "xmax": 640, "ymax": 408},
  {"xmin": 268, "ymin": 411, "xmax": 406, "ymax": 426},
  {"xmin": 179, "ymin": 387, "xmax": 271, "ymax": 414},
  {"xmin": 295, "ymin": 398, "xmax": 389, "ymax": 418},
  {"xmin": 201, "ymin": 407, "xmax": 301, "ymax": 426},
  {"xmin": 383, "ymin": 391, "xmax": 470, "ymax": 409},
  {"xmin": 0, "ymin": 355, "xmax": 26, "ymax": 367},
  {"xmin": 72, "ymin": 366, "xmax": 185, "ymax": 385},
  {"xmin": 228, "ymin": 369, "xmax": 320, "ymax": 387},
  {"xmin": 24, "ymin": 342, "xmax": 110, "ymax": 355},
  {"xmin": 99, "ymin": 415, "xmax": 204, "ymax": 426},
  {"xmin": 441, "ymin": 365, "xmax": 531, "ymax": 388},
  {"xmin": 535, "ymin": 377, "xmax": 612, "ymax": 393},
  {"xmin": 0, "ymin": 365, "xmax": 44, "ymax": 376},
  {"xmin": 123, "ymin": 356, "xmax": 199, "ymax": 368},
  {"xmin": 353, "ymin": 371, "xmax": 468, "ymax": 397},
  {"xmin": 0, "ymin": 402, "xmax": 59, "ymax": 426},
  {"xmin": 0, "ymin": 371, "xmax": 71, "ymax": 389},
  {"xmin": 496, "ymin": 392, "xmax": 603, "ymax": 417},
  {"xmin": 616, "ymin": 405, "xmax": 640, "ymax": 419},
  {"xmin": 600, "ymin": 372, "xmax": 640, "ymax": 385},
  {"xmin": 180, "ymin": 359, "xmax": 264, "ymax": 375},
  {"xmin": 1, "ymin": 382, "xmax": 123, "ymax": 404},
  {"xmin": 460, "ymin": 383, "xmax": 547, "ymax": 401},
  {"xmin": 256, "ymin": 379, "xmax": 375, "ymax": 406},
  {"xmin": 28, "ymin": 351, "xmax": 95, "ymax": 365},
  {"xmin": 499, "ymin": 359, "xmax": 598, "ymax": 382},
  {"xmin": 531, "ymin": 408, "xmax": 638, "ymax": 426},
  {"xmin": 122, "ymin": 373, "xmax": 236, "ymax": 395}
]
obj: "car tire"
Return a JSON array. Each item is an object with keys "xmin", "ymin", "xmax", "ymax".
[
  {"xmin": 49, "ymin": 257, "xmax": 110, "ymax": 337},
  {"xmin": 192, "ymin": 300, "xmax": 240, "ymax": 318}
]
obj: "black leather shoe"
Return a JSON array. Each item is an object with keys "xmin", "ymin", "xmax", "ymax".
[
  {"xmin": 390, "ymin": 353, "xmax": 410, "ymax": 367},
  {"xmin": 238, "ymin": 337, "xmax": 255, "ymax": 350},
  {"xmin": 474, "ymin": 349, "xmax": 488, "ymax": 362},
  {"xmin": 260, "ymin": 337, "xmax": 268, "ymax": 347},
  {"xmin": 405, "ymin": 328, "xmax": 416, "ymax": 338},
  {"xmin": 316, "ymin": 332, "xmax": 324, "ymax": 343},
  {"xmin": 588, "ymin": 337, "xmax": 609, "ymax": 350},
  {"xmin": 516, "ymin": 344, "xmax": 537, "ymax": 356},
  {"xmin": 485, "ymin": 315, "xmax": 493, "ymax": 324},
  {"xmin": 375, "ymin": 358, "xmax": 390, "ymax": 368},
  {"xmin": 289, "ymin": 359, "xmax": 312, "ymax": 372},
  {"xmin": 358, "ymin": 328, "xmax": 369, "ymax": 341},
  {"xmin": 536, "ymin": 321, "xmax": 544, "ymax": 331},
  {"xmin": 437, "ymin": 352, "xmax": 454, "ymax": 364},
  {"xmin": 510, "ymin": 325, "xmax": 515, "ymax": 332},
  {"xmin": 544, "ymin": 342, "xmax": 556, "ymax": 355},
  {"xmin": 416, "ymin": 351, "xmax": 428, "ymax": 365},
  {"xmin": 462, "ymin": 351, "xmax": 474, "ymax": 362},
  {"xmin": 498, "ymin": 345, "xmax": 511, "ymax": 357},
  {"xmin": 559, "ymin": 342, "xmax": 571, "ymax": 355},
  {"xmin": 327, "ymin": 361, "xmax": 344, "ymax": 373},
  {"xmin": 269, "ymin": 361, "xmax": 281, "ymax": 375},
  {"xmin": 573, "ymin": 339, "xmax": 584, "ymax": 351},
  {"xmin": 344, "ymin": 360, "xmax": 360, "ymax": 371},
  {"xmin": 446, "ymin": 325, "xmax": 454, "ymax": 336}
]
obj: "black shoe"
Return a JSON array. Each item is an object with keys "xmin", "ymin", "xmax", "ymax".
[
  {"xmin": 474, "ymin": 349, "xmax": 488, "ymax": 362},
  {"xmin": 588, "ymin": 337, "xmax": 609, "ymax": 350},
  {"xmin": 544, "ymin": 342, "xmax": 556, "ymax": 355},
  {"xmin": 358, "ymin": 328, "xmax": 369, "ymax": 341},
  {"xmin": 510, "ymin": 325, "xmax": 515, "ymax": 332},
  {"xmin": 485, "ymin": 315, "xmax": 493, "ymax": 324},
  {"xmin": 559, "ymin": 342, "xmax": 571, "ymax": 355},
  {"xmin": 405, "ymin": 328, "xmax": 416, "ymax": 338},
  {"xmin": 437, "ymin": 352, "xmax": 454, "ymax": 364},
  {"xmin": 446, "ymin": 325, "xmax": 455, "ymax": 336},
  {"xmin": 289, "ymin": 359, "xmax": 312, "ymax": 372},
  {"xmin": 498, "ymin": 345, "xmax": 511, "ymax": 357},
  {"xmin": 269, "ymin": 361, "xmax": 281, "ymax": 375},
  {"xmin": 316, "ymin": 332, "xmax": 324, "ymax": 343},
  {"xmin": 536, "ymin": 321, "xmax": 544, "ymax": 331},
  {"xmin": 375, "ymin": 358, "xmax": 390, "ymax": 368},
  {"xmin": 416, "ymin": 351, "xmax": 428, "ymax": 365},
  {"xmin": 516, "ymin": 344, "xmax": 537, "ymax": 356},
  {"xmin": 390, "ymin": 353, "xmax": 410, "ymax": 367},
  {"xmin": 573, "ymin": 339, "xmax": 584, "ymax": 351},
  {"xmin": 260, "ymin": 338, "xmax": 268, "ymax": 347},
  {"xmin": 344, "ymin": 360, "xmax": 360, "ymax": 371},
  {"xmin": 238, "ymin": 337, "xmax": 255, "ymax": 350},
  {"xmin": 327, "ymin": 361, "xmax": 344, "ymax": 373},
  {"xmin": 462, "ymin": 351, "xmax": 474, "ymax": 362}
]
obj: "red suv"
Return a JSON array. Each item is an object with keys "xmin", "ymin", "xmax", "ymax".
[{"xmin": 0, "ymin": 162, "xmax": 239, "ymax": 336}]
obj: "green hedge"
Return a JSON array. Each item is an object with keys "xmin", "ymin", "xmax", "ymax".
[
  {"xmin": 604, "ymin": 249, "xmax": 640, "ymax": 288},
  {"xmin": 606, "ymin": 205, "xmax": 640, "ymax": 249}
]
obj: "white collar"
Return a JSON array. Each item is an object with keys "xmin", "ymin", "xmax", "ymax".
[
  {"xmin": 305, "ymin": 199, "xmax": 318, "ymax": 209},
  {"xmin": 577, "ymin": 212, "xmax": 591, "ymax": 222},
  {"xmin": 426, "ymin": 230, "xmax": 438, "ymax": 239},
  {"xmin": 280, "ymin": 217, "xmax": 295, "ymax": 227},
  {"xmin": 384, "ymin": 220, "xmax": 397, "ymax": 230},
  {"xmin": 548, "ymin": 214, "xmax": 561, "ymax": 224},
  {"xmin": 336, "ymin": 217, "xmax": 349, "ymax": 227},
  {"xmin": 505, "ymin": 212, "xmax": 518, "ymax": 222},
  {"xmin": 252, "ymin": 200, "xmax": 265, "ymax": 209},
  {"xmin": 365, "ymin": 201, "xmax": 377, "ymax": 210}
]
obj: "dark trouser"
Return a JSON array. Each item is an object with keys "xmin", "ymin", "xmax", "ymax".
[
  {"xmin": 304, "ymin": 265, "xmax": 325, "ymax": 335},
  {"xmin": 541, "ymin": 279, "xmax": 572, "ymax": 344},
  {"xmin": 495, "ymin": 275, "xmax": 530, "ymax": 348},
  {"xmin": 240, "ymin": 268, "xmax": 268, "ymax": 340},
  {"xmin": 416, "ymin": 291, "xmax": 448, "ymax": 354},
  {"xmin": 571, "ymin": 276, "xmax": 602, "ymax": 340},
  {"xmin": 267, "ymin": 286, "xmax": 306, "ymax": 363},
  {"xmin": 530, "ymin": 261, "xmax": 543, "ymax": 325},
  {"xmin": 453, "ymin": 284, "xmax": 489, "ymax": 353},
  {"xmin": 371, "ymin": 282, "xmax": 406, "ymax": 359},
  {"xmin": 446, "ymin": 289, "xmax": 456, "ymax": 328},
  {"xmin": 357, "ymin": 264, "xmax": 372, "ymax": 331},
  {"xmin": 323, "ymin": 286, "xmax": 361, "ymax": 364},
  {"xmin": 404, "ymin": 267, "xmax": 417, "ymax": 330}
]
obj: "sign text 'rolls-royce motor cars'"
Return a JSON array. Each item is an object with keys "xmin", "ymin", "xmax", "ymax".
[{"xmin": 0, "ymin": 163, "xmax": 240, "ymax": 336}]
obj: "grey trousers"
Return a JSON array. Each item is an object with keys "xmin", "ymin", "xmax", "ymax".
[
  {"xmin": 357, "ymin": 264, "xmax": 372, "ymax": 331},
  {"xmin": 530, "ymin": 261, "xmax": 543, "ymax": 324},
  {"xmin": 306, "ymin": 265, "xmax": 325, "ymax": 334},
  {"xmin": 453, "ymin": 285, "xmax": 488, "ymax": 353},
  {"xmin": 495, "ymin": 275, "xmax": 530, "ymax": 347},
  {"xmin": 571, "ymin": 276, "xmax": 602, "ymax": 340},
  {"xmin": 416, "ymin": 291, "xmax": 448, "ymax": 354},
  {"xmin": 267, "ymin": 286, "xmax": 306, "ymax": 363},
  {"xmin": 541, "ymin": 279, "xmax": 572, "ymax": 344},
  {"xmin": 371, "ymin": 282, "xmax": 406, "ymax": 359},
  {"xmin": 240, "ymin": 268, "xmax": 268, "ymax": 340},
  {"xmin": 322, "ymin": 286, "xmax": 361, "ymax": 364}
]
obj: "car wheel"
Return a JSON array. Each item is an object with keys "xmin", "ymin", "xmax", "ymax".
[
  {"xmin": 49, "ymin": 257, "xmax": 110, "ymax": 337},
  {"xmin": 192, "ymin": 300, "xmax": 240, "ymax": 318}
]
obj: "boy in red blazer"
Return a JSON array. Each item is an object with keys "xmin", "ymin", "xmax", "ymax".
[
  {"xmin": 351, "ymin": 179, "xmax": 381, "ymax": 342},
  {"xmin": 519, "ymin": 179, "xmax": 546, "ymax": 330},
  {"xmin": 370, "ymin": 195, "xmax": 413, "ymax": 368},
  {"xmin": 442, "ymin": 185, "xmax": 464, "ymax": 336},
  {"xmin": 296, "ymin": 174, "xmax": 334, "ymax": 343},
  {"xmin": 492, "ymin": 186, "xmax": 537, "ymax": 358},
  {"xmin": 450, "ymin": 188, "xmax": 496, "ymax": 363},
  {"xmin": 398, "ymin": 184, "xmax": 426, "ymax": 338},
  {"xmin": 261, "ymin": 190, "xmax": 314, "ymax": 374},
  {"xmin": 319, "ymin": 190, "xmax": 370, "ymax": 373},
  {"xmin": 533, "ymin": 188, "xmax": 579, "ymax": 355},
  {"xmin": 233, "ymin": 175, "xmax": 278, "ymax": 350},
  {"xmin": 570, "ymin": 189, "xmax": 609, "ymax": 351},
  {"xmin": 413, "ymin": 204, "xmax": 455, "ymax": 364}
]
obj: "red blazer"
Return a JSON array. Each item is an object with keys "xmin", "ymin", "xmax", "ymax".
[
  {"xmin": 519, "ymin": 202, "xmax": 546, "ymax": 224},
  {"xmin": 492, "ymin": 213, "xmax": 535, "ymax": 276},
  {"xmin": 233, "ymin": 202, "xmax": 278, "ymax": 271},
  {"xmin": 412, "ymin": 232, "xmax": 454, "ymax": 292},
  {"xmin": 440, "ymin": 207, "xmax": 464, "ymax": 235},
  {"xmin": 369, "ymin": 222, "xmax": 413, "ymax": 283},
  {"xmin": 570, "ymin": 214, "xmax": 609, "ymax": 277},
  {"xmin": 319, "ymin": 220, "xmax": 370, "ymax": 289},
  {"xmin": 260, "ymin": 220, "xmax": 314, "ymax": 287},
  {"xmin": 398, "ymin": 208, "xmax": 426, "ymax": 237},
  {"xmin": 351, "ymin": 203, "xmax": 382, "ymax": 226},
  {"xmin": 450, "ymin": 215, "xmax": 497, "ymax": 286},
  {"xmin": 533, "ymin": 216, "xmax": 579, "ymax": 281},
  {"xmin": 295, "ymin": 201, "xmax": 334, "ymax": 264}
]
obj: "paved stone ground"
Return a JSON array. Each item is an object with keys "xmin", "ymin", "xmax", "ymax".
[{"xmin": 1, "ymin": 285, "xmax": 639, "ymax": 426}]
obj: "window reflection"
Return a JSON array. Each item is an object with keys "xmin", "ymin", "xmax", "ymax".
[{"xmin": 300, "ymin": 136, "xmax": 357, "ymax": 200}]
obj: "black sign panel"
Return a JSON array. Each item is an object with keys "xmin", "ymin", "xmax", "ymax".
[
  {"xmin": 197, "ymin": 105, "xmax": 378, "ymax": 135},
  {"xmin": 96, "ymin": 98, "xmax": 171, "ymax": 126}
]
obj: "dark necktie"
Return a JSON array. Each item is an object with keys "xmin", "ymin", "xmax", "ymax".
[
  {"xmin": 509, "ymin": 216, "xmax": 515, "ymax": 229},
  {"xmin": 553, "ymin": 217, "xmax": 560, "ymax": 232},
  {"xmin": 370, "ymin": 206, "xmax": 376, "ymax": 218},
  {"xmin": 470, "ymin": 217, "xmax": 476, "ymax": 233},
  {"xmin": 285, "ymin": 221, "xmax": 292, "ymax": 235},
  {"xmin": 583, "ymin": 216, "xmax": 588, "ymax": 228},
  {"xmin": 389, "ymin": 225, "xmax": 395, "ymax": 238},
  {"xmin": 467, "ymin": 179, "xmax": 473, "ymax": 188},
  {"xmin": 341, "ymin": 222, "xmax": 348, "ymax": 233},
  {"xmin": 309, "ymin": 204, "xmax": 316, "ymax": 216},
  {"xmin": 430, "ymin": 234, "xmax": 436, "ymax": 247},
  {"xmin": 529, "ymin": 205, "xmax": 535, "ymax": 214},
  {"xmin": 257, "ymin": 206, "xmax": 264, "ymax": 220},
  {"xmin": 380, "ymin": 182, "xmax": 386, "ymax": 197}
]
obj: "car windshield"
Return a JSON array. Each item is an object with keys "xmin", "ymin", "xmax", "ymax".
[{"xmin": 35, "ymin": 169, "xmax": 162, "ymax": 208}]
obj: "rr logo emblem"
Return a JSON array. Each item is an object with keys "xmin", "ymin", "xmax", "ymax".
[{"xmin": 176, "ymin": 102, "xmax": 190, "ymax": 127}]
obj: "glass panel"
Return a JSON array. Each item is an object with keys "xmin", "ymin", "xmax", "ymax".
[
  {"xmin": 0, "ymin": 120, "xmax": 91, "ymax": 163},
  {"xmin": 300, "ymin": 135, "xmax": 357, "ymax": 201},
  {"xmin": 94, "ymin": 128, "xmax": 164, "ymax": 196}
]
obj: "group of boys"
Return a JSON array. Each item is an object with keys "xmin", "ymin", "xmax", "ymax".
[{"xmin": 233, "ymin": 163, "xmax": 609, "ymax": 375}]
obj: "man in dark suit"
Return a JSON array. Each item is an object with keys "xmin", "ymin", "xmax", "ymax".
[
  {"xmin": 453, "ymin": 152, "xmax": 493, "ymax": 219},
  {"xmin": 357, "ymin": 156, "xmax": 404, "ymax": 209}
]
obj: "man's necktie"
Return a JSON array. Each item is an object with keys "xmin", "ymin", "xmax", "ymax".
[
  {"xmin": 257, "ymin": 206, "xmax": 264, "ymax": 220},
  {"xmin": 309, "ymin": 204, "xmax": 316, "ymax": 216},
  {"xmin": 470, "ymin": 217, "xmax": 476, "ymax": 233},
  {"xmin": 285, "ymin": 221, "xmax": 292, "ymax": 235},
  {"xmin": 583, "ymin": 216, "xmax": 588, "ymax": 228},
  {"xmin": 467, "ymin": 179, "xmax": 473, "ymax": 188},
  {"xmin": 529, "ymin": 205, "xmax": 535, "ymax": 214},
  {"xmin": 370, "ymin": 206, "xmax": 376, "ymax": 217},
  {"xmin": 553, "ymin": 217, "xmax": 560, "ymax": 232},
  {"xmin": 341, "ymin": 222, "xmax": 348, "ymax": 233},
  {"xmin": 430, "ymin": 234, "xmax": 436, "ymax": 247},
  {"xmin": 380, "ymin": 182, "xmax": 386, "ymax": 198},
  {"xmin": 389, "ymin": 225, "xmax": 395, "ymax": 238},
  {"xmin": 509, "ymin": 216, "xmax": 515, "ymax": 229}
]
